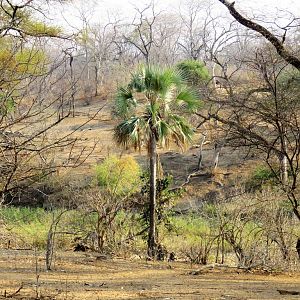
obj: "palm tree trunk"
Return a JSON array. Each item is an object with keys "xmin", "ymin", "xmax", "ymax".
[{"xmin": 148, "ymin": 132, "xmax": 157, "ymax": 258}]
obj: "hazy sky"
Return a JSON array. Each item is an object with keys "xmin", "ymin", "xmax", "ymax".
[
  {"xmin": 55, "ymin": 0, "xmax": 300, "ymax": 31},
  {"xmin": 97, "ymin": 0, "xmax": 300, "ymax": 14}
]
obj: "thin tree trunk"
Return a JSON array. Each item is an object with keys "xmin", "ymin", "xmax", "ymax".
[
  {"xmin": 280, "ymin": 155, "xmax": 288, "ymax": 185},
  {"xmin": 213, "ymin": 142, "xmax": 221, "ymax": 170},
  {"xmin": 148, "ymin": 132, "xmax": 157, "ymax": 258},
  {"xmin": 280, "ymin": 134, "xmax": 288, "ymax": 185},
  {"xmin": 197, "ymin": 133, "xmax": 206, "ymax": 170},
  {"xmin": 215, "ymin": 235, "xmax": 220, "ymax": 263},
  {"xmin": 221, "ymin": 232, "xmax": 225, "ymax": 264},
  {"xmin": 212, "ymin": 62, "xmax": 217, "ymax": 89},
  {"xmin": 45, "ymin": 228, "xmax": 54, "ymax": 271},
  {"xmin": 45, "ymin": 210, "xmax": 66, "ymax": 270},
  {"xmin": 97, "ymin": 213, "xmax": 102, "ymax": 252},
  {"xmin": 94, "ymin": 65, "xmax": 98, "ymax": 96}
]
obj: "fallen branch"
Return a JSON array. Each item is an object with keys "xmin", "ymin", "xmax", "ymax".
[
  {"xmin": 5, "ymin": 283, "xmax": 23, "ymax": 298},
  {"xmin": 170, "ymin": 170, "xmax": 212, "ymax": 192}
]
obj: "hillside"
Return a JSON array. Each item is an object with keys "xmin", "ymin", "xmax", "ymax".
[{"xmin": 41, "ymin": 96, "xmax": 256, "ymax": 211}]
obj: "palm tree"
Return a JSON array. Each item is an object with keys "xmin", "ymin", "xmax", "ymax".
[{"xmin": 114, "ymin": 65, "xmax": 199, "ymax": 258}]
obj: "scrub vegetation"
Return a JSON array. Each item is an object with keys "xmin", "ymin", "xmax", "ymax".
[{"xmin": 0, "ymin": 0, "xmax": 300, "ymax": 298}]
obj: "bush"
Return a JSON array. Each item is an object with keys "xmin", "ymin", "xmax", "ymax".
[
  {"xmin": 80, "ymin": 155, "xmax": 142, "ymax": 252},
  {"xmin": 94, "ymin": 155, "xmax": 141, "ymax": 195},
  {"xmin": 1, "ymin": 207, "xmax": 51, "ymax": 249},
  {"xmin": 246, "ymin": 165, "xmax": 277, "ymax": 191},
  {"xmin": 0, "ymin": 207, "xmax": 79, "ymax": 250},
  {"xmin": 160, "ymin": 214, "xmax": 217, "ymax": 264},
  {"xmin": 176, "ymin": 59, "xmax": 210, "ymax": 86}
]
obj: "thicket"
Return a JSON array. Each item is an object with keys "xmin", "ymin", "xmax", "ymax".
[{"xmin": 1, "ymin": 180, "xmax": 299, "ymax": 271}]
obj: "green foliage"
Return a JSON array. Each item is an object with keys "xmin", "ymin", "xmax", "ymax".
[
  {"xmin": 253, "ymin": 166, "xmax": 276, "ymax": 182},
  {"xmin": 0, "ymin": 3, "xmax": 59, "ymax": 93},
  {"xmin": 176, "ymin": 59, "xmax": 210, "ymax": 86},
  {"xmin": 139, "ymin": 173, "xmax": 181, "ymax": 232},
  {"xmin": 0, "ymin": 3, "xmax": 61, "ymax": 38},
  {"xmin": 130, "ymin": 66, "xmax": 182, "ymax": 96},
  {"xmin": 245, "ymin": 165, "xmax": 278, "ymax": 191},
  {"xmin": 1, "ymin": 207, "xmax": 76, "ymax": 249},
  {"xmin": 0, "ymin": 4, "xmax": 31, "ymax": 25},
  {"xmin": 114, "ymin": 65, "xmax": 199, "ymax": 150},
  {"xmin": 0, "ymin": 39, "xmax": 48, "ymax": 82},
  {"xmin": 162, "ymin": 213, "xmax": 218, "ymax": 264},
  {"xmin": 1, "ymin": 207, "xmax": 51, "ymax": 248},
  {"xmin": 77, "ymin": 28, "xmax": 89, "ymax": 44},
  {"xmin": 22, "ymin": 21, "xmax": 61, "ymax": 37},
  {"xmin": 202, "ymin": 203, "xmax": 218, "ymax": 218},
  {"xmin": 1, "ymin": 206, "xmax": 45, "ymax": 223},
  {"xmin": 0, "ymin": 93, "xmax": 15, "ymax": 115},
  {"xmin": 277, "ymin": 69, "xmax": 300, "ymax": 89},
  {"xmin": 276, "ymin": 69, "xmax": 300, "ymax": 113},
  {"xmin": 94, "ymin": 155, "xmax": 141, "ymax": 196},
  {"xmin": 169, "ymin": 214, "xmax": 211, "ymax": 237},
  {"xmin": 114, "ymin": 87, "xmax": 136, "ymax": 118},
  {"xmin": 15, "ymin": 48, "xmax": 47, "ymax": 74}
]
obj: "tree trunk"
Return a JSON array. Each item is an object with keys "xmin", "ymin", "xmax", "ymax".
[
  {"xmin": 148, "ymin": 132, "xmax": 157, "ymax": 258},
  {"xmin": 45, "ymin": 228, "xmax": 54, "ymax": 271},
  {"xmin": 213, "ymin": 142, "xmax": 221, "ymax": 170},
  {"xmin": 197, "ymin": 133, "xmax": 206, "ymax": 170},
  {"xmin": 212, "ymin": 62, "xmax": 217, "ymax": 89},
  {"xmin": 280, "ymin": 154, "xmax": 288, "ymax": 185},
  {"xmin": 97, "ymin": 213, "xmax": 102, "ymax": 252},
  {"xmin": 280, "ymin": 134, "xmax": 288, "ymax": 185},
  {"xmin": 94, "ymin": 65, "xmax": 98, "ymax": 96},
  {"xmin": 296, "ymin": 238, "xmax": 300, "ymax": 260}
]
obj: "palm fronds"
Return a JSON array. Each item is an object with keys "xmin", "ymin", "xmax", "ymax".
[
  {"xmin": 114, "ymin": 116, "xmax": 147, "ymax": 150},
  {"xmin": 114, "ymin": 86, "xmax": 136, "ymax": 118},
  {"xmin": 114, "ymin": 64, "xmax": 201, "ymax": 151}
]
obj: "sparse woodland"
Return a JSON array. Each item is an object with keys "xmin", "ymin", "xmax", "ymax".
[{"xmin": 0, "ymin": 0, "xmax": 300, "ymax": 297}]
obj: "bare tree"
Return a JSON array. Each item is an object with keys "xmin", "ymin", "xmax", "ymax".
[
  {"xmin": 217, "ymin": 0, "xmax": 300, "ymax": 69},
  {"xmin": 199, "ymin": 39, "xmax": 300, "ymax": 225},
  {"xmin": 178, "ymin": 0, "xmax": 215, "ymax": 61},
  {"xmin": 0, "ymin": 1, "xmax": 101, "ymax": 204},
  {"xmin": 121, "ymin": 2, "xmax": 159, "ymax": 65}
]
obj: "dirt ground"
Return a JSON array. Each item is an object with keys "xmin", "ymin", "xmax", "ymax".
[{"xmin": 0, "ymin": 250, "xmax": 299, "ymax": 300}]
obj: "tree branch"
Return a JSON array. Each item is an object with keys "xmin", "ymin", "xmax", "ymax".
[{"xmin": 217, "ymin": 0, "xmax": 300, "ymax": 70}]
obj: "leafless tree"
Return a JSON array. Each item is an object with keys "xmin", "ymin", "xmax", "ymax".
[
  {"xmin": 217, "ymin": 0, "xmax": 300, "ymax": 69},
  {"xmin": 200, "ymin": 2, "xmax": 300, "ymax": 226},
  {"xmin": 0, "ymin": 1, "xmax": 101, "ymax": 204},
  {"xmin": 121, "ymin": 2, "xmax": 158, "ymax": 65}
]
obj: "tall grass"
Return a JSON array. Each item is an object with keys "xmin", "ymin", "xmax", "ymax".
[
  {"xmin": 1, "ymin": 207, "xmax": 52, "ymax": 249},
  {"xmin": 0, "ymin": 207, "xmax": 76, "ymax": 249},
  {"xmin": 160, "ymin": 214, "xmax": 215, "ymax": 255}
]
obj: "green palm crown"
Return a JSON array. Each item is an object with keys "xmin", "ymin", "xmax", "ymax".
[{"xmin": 114, "ymin": 65, "xmax": 200, "ymax": 151}]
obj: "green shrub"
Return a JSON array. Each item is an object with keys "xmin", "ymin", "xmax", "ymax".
[
  {"xmin": 176, "ymin": 59, "xmax": 210, "ymax": 86},
  {"xmin": 1, "ymin": 207, "xmax": 51, "ymax": 248},
  {"xmin": 1, "ymin": 207, "xmax": 79, "ymax": 249},
  {"xmin": 246, "ymin": 165, "xmax": 277, "ymax": 191},
  {"xmin": 94, "ymin": 155, "xmax": 141, "ymax": 195}
]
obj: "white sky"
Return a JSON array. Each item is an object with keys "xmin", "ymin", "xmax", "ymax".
[
  {"xmin": 53, "ymin": 0, "xmax": 300, "ymax": 32},
  {"xmin": 98, "ymin": 0, "xmax": 300, "ymax": 15}
]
